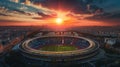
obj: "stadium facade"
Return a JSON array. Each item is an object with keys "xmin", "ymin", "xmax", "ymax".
[{"xmin": 18, "ymin": 32, "xmax": 101, "ymax": 65}]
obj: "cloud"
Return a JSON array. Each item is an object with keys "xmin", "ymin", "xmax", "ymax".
[
  {"xmin": 87, "ymin": 16, "xmax": 120, "ymax": 26},
  {"xmin": 40, "ymin": 0, "xmax": 85, "ymax": 10},
  {"xmin": 0, "ymin": 0, "xmax": 120, "ymax": 26}
]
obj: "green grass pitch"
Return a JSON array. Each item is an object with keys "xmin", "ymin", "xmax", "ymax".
[{"xmin": 40, "ymin": 45, "xmax": 78, "ymax": 51}]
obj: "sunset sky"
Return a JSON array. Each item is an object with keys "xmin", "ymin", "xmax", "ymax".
[{"xmin": 0, "ymin": 0, "xmax": 120, "ymax": 26}]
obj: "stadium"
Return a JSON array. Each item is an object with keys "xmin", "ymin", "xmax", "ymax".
[{"xmin": 19, "ymin": 32, "xmax": 100, "ymax": 62}]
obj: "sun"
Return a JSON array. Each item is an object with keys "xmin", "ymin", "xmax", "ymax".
[{"xmin": 55, "ymin": 18, "xmax": 64, "ymax": 24}]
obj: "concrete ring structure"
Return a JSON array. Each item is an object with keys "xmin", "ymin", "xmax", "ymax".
[{"xmin": 19, "ymin": 33, "xmax": 99, "ymax": 62}]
